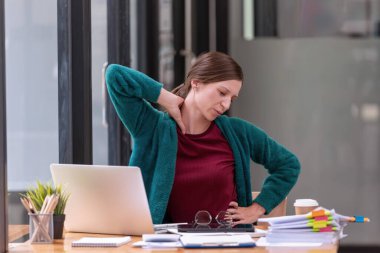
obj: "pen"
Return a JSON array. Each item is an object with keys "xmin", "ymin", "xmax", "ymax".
[
  {"xmin": 154, "ymin": 229, "xmax": 169, "ymax": 234},
  {"xmin": 348, "ymin": 216, "xmax": 370, "ymax": 223},
  {"xmin": 154, "ymin": 222, "xmax": 188, "ymax": 228},
  {"xmin": 202, "ymin": 242, "xmax": 239, "ymax": 247}
]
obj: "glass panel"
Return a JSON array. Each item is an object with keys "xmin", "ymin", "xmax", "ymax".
[
  {"xmin": 230, "ymin": 0, "xmax": 380, "ymax": 244},
  {"xmin": 277, "ymin": 0, "xmax": 380, "ymax": 38},
  {"xmin": 91, "ymin": 0, "xmax": 108, "ymax": 165},
  {"xmin": 159, "ymin": 0, "xmax": 175, "ymax": 90},
  {"xmin": 5, "ymin": 0, "xmax": 58, "ymax": 192}
]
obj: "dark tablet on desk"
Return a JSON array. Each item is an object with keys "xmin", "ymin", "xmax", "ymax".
[{"xmin": 177, "ymin": 223, "xmax": 255, "ymax": 233}]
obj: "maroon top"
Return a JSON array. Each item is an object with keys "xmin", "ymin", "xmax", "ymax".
[{"xmin": 167, "ymin": 122, "xmax": 237, "ymax": 223}]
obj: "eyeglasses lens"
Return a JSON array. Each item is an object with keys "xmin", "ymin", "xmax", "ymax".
[{"xmin": 194, "ymin": 210, "xmax": 212, "ymax": 225}]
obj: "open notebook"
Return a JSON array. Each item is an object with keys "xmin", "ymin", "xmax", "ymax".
[{"xmin": 72, "ymin": 236, "xmax": 131, "ymax": 247}]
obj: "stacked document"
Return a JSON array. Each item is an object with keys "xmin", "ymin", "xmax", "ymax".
[
  {"xmin": 258, "ymin": 207, "xmax": 370, "ymax": 244},
  {"xmin": 180, "ymin": 235, "xmax": 255, "ymax": 248}
]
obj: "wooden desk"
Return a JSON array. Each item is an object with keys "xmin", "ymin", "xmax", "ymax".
[
  {"xmin": 8, "ymin": 226, "xmax": 338, "ymax": 253},
  {"xmin": 8, "ymin": 225, "xmax": 29, "ymax": 242}
]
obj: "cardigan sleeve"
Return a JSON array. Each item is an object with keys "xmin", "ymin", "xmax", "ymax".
[
  {"xmin": 105, "ymin": 64, "xmax": 163, "ymax": 138},
  {"xmin": 247, "ymin": 123, "xmax": 301, "ymax": 214}
]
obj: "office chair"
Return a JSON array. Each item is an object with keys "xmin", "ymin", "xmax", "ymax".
[{"xmin": 252, "ymin": 191, "xmax": 287, "ymax": 228}]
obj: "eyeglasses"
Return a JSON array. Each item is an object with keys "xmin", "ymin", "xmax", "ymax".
[{"xmin": 194, "ymin": 210, "xmax": 233, "ymax": 226}]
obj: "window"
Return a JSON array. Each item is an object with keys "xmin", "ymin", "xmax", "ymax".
[{"xmin": 6, "ymin": 0, "xmax": 58, "ymax": 191}]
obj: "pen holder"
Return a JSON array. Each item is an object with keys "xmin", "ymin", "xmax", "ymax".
[{"xmin": 29, "ymin": 213, "xmax": 54, "ymax": 243}]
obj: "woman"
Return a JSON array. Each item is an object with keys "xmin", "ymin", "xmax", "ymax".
[{"xmin": 106, "ymin": 51, "xmax": 300, "ymax": 225}]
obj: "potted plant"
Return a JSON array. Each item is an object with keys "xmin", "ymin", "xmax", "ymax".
[{"xmin": 21, "ymin": 181, "xmax": 70, "ymax": 239}]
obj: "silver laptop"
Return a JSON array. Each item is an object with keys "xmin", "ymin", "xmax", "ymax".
[{"xmin": 50, "ymin": 163, "xmax": 155, "ymax": 235}]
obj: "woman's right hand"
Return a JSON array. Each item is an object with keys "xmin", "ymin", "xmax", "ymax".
[{"xmin": 157, "ymin": 88, "xmax": 186, "ymax": 134}]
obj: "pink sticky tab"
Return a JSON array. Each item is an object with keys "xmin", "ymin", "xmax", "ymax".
[
  {"xmin": 319, "ymin": 227, "xmax": 333, "ymax": 232},
  {"xmin": 315, "ymin": 216, "xmax": 329, "ymax": 221}
]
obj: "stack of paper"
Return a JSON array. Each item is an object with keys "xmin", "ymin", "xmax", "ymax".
[
  {"xmin": 258, "ymin": 207, "xmax": 369, "ymax": 244},
  {"xmin": 180, "ymin": 235, "xmax": 255, "ymax": 248}
]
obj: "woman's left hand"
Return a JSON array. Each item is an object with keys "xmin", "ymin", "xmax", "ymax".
[{"xmin": 226, "ymin": 201, "xmax": 266, "ymax": 225}]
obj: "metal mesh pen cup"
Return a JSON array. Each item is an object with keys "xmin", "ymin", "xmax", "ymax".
[{"xmin": 29, "ymin": 213, "xmax": 54, "ymax": 243}]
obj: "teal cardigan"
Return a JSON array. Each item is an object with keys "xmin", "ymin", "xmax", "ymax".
[{"xmin": 106, "ymin": 64, "xmax": 300, "ymax": 224}]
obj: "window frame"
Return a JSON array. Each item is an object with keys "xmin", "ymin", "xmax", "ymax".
[
  {"xmin": 57, "ymin": 0, "xmax": 93, "ymax": 164},
  {"xmin": 0, "ymin": 0, "xmax": 8, "ymax": 250}
]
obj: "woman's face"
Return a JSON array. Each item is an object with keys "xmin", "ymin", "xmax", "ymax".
[{"xmin": 191, "ymin": 79, "xmax": 242, "ymax": 121}]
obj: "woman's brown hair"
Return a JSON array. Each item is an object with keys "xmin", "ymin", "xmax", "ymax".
[{"xmin": 171, "ymin": 51, "xmax": 243, "ymax": 98}]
